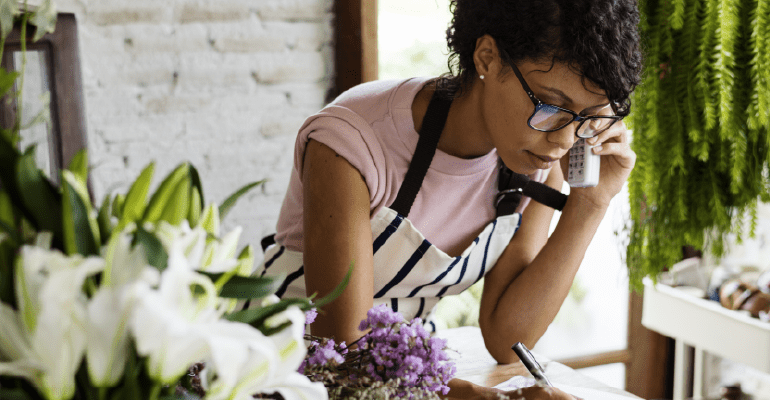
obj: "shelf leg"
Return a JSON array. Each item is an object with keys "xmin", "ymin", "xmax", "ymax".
[
  {"xmin": 673, "ymin": 339, "xmax": 687, "ymax": 400},
  {"xmin": 693, "ymin": 347, "xmax": 705, "ymax": 400}
]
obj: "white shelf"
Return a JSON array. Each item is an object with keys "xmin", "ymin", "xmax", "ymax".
[{"xmin": 641, "ymin": 278, "xmax": 770, "ymax": 373}]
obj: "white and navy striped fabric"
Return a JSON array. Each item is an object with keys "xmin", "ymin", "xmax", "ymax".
[
  {"xmin": 256, "ymin": 206, "xmax": 521, "ymax": 332},
  {"xmin": 257, "ymin": 90, "xmax": 534, "ymax": 332}
]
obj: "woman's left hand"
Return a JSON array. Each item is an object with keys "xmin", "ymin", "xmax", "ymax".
[{"xmin": 560, "ymin": 120, "xmax": 635, "ymax": 209}]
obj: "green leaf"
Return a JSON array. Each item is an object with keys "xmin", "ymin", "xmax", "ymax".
[
  {"xmin": 61, "ymin": 170, "xmax": 99, "ymax": 255},
  {"xmin": 0, "ymin": 0, "xmax": 19, "ymax": 41},
  {"xmin": 259, "ymin": 320, "xmax": 293, "ymax": 336},
  {"xmin": 134, "ymin": 226, "xmax": 168, "ymax": 271},
  {"xmin": 198, "ymin": 271, "xmax": 283, "ymax": 299},
  {"xmin": 111, "ymin": 193, "xmax": 125, "ymax": 220},
  {"xmin": 188, "ymin": 186, "xmax": 202, "ymax": 227},
  {"xmin": 29, "ymin": 0, "xmax": 56, "ymax": 42},
  {"xmin": 0, "ymin": 68, "xmax": 19, "ymax": 98},
  {"xmin": 235, "ymin": 244, "xmax": 254, "ymax": 276},
  {"xmin": 158, "ymin": 176, "xmax": 190, "ymax": 225},
  {"xmin": 225, "ymin": 298, "xmax": 312, "ymax": 325},
  {"xmin": 0, "ymin": 189, "xmax": 13, "ymax": 228},
  {"xmin": 143, "ymin": 163, "xmax": 189, "ymax": 223},
  {"xmin": 0, "ymin": 388, "xmax": 37, "ymax": 400},
  {"xmin": 0, "ymin": 128, "xmax": 19, "ymax": 179},
  {"xmin": 198, "ymin": 204, "xmax": 220, "ymax": 237},
  {"xmin": 0, "ymin": 238, "xmax": 16, "ymax": 307},
  {"xmin": 226, "ymin": 262, "xmax": 353, "ymax": 327},
  {"xmin": 188, "ymin": 164, "xmax": 205, "ymax": 208},
  {"xmin": 121, "ymin": 162, "xmax": 154, "ymax": 224},
  {"xmin": 67, "ymin": 149, "xmax": 88, "ymax": 184},
  {"xmin": 97, "ymin": 195, "xmax": 113, "ymax": 244},
  {"xmin": 15, "ymin": 146, "xmax": 63, "ymax": 240},
  {"xmin": 0, "ymin": 219, "xmax": 19, "ymax": 244},
  {"xmin": 218, "ymin": 180, "xmax": 265, "ymax": 221}
]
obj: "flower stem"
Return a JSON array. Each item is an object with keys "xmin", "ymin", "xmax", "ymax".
[
  {"xmin": 98, "ymin": 387, "xmax": 107, "ymax": 400},
  {"xmin": 149, "ymin": 383, "xmax": 163, "ymax": 400}
]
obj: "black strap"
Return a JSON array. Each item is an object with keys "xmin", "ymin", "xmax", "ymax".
[
  {"xmin": 389, "ymin": 92, "xmax": 452, "ymax": 217},
  {"xmin": 495, "ymin": 162, "xmax": 568, "ymax": 216},
  {"xmin": 261, "ymin": 234, "xmax": 276, "ymax": 252}
]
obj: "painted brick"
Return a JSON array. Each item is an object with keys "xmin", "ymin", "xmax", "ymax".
[
  {"xmin": 259, "ymin": 109, "xmax": 312, "ymax": 137},
  {"xmin": 88, "ymin": 53, "xmax": 176, "ymax": 88},
  {"xmin": 263, "ymin": 21, "xmax": 332, "ymax": 51},
  {"xmin": 73, "ymin": 0, "xmax": 333, "ymax": 252},
  {"xmin": 267, "ymin": 83, "xmax": 327, "ymax": 107},
  {"xmin": 141, "ymin": 93, "xmax": 213, "ymax": 115},
  {"xmin": 84, "ymin": 87, "xmax": 144, "ymax": 118},
  {"xmin": 208, "ymin": 20, "xmax": 287, "ymax": 53},
  {"xmin": 252, "ymin": 52, "xmax": 327, "ymax": 84},
  {"xmin": 176, "ymin": 2, "xmax": 251, "ymax": 24},
  {"xmin": 256, "ymin": 0, "xmax": 333, "ymax": 22},
  {"xmin": 91, "ymin": 114, "xmax": 184, "ymax": 145},
  {"xmin": 88, "ymin": 6, "xmax": 172, "ymax": 26},
  {"xmin": 124, "ymin": 24, "xmax": 209, "ymax": 54}
]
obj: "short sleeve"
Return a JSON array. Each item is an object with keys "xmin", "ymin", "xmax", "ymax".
[{"xmin": 293, "ymin": 105, "xmax": 391, "ymax": 209}]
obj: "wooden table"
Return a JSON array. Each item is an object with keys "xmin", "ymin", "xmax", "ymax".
[{"xmin": 437, "ymin": 326, "xmax": 640, "ymax": 398}]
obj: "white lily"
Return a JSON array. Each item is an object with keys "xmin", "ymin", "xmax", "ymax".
[
  {"xmin": 154, "ymin": 219, "xmax": 242, "ymax": 273},
  {"xmin": 199, "ymin": 226, "xmax": 241, "ymax": 273},
  {"xmin": 239, "ymin": 303, "xmax": 327, "ymax": 400},
  {"xmin": 85, "ymin": 233, "xmax": 159, "ymax": 387},
  {"xmin": 0, "ymin": 246, "xmax": 103, "ymax": 400},
  {"xmin": 202, "ymin": 296, "xmax": 326, "ymax": 400},
  {"xmin": 154, "ymin": 220, "xmax": 208, "ymax": 270},
  {"xmin": 130, "ymin": 241, "xmax": 220, "ymax": 384}
]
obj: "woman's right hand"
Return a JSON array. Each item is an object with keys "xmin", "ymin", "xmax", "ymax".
[
  {"xmin": 499, "ymin": 386, "xmax": 578, "ymax": 400},
  {"xmin": 445, "ymin": 379, "xmax": 577, "ymax": 400}
]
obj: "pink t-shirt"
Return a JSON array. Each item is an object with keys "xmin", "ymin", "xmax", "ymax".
[{"xmin": 274, "ymin": 77, "xmax": 548, "ymax": 256}]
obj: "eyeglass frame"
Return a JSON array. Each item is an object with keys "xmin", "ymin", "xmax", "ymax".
[{"xmin": 504, "ymin": 55, "xmax": 623, "ymax": 139}]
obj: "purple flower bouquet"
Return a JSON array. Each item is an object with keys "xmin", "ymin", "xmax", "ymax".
[{"xmin": 301, "ymin": 304, "xmax": 457, "ymax": 399}]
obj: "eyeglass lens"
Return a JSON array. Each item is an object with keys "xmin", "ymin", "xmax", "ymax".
[
  {"xmin": 530, "ymin": 105, "xmax": 614, "ymax": 138},
  {"xmin": 576, "ymin": 118, "xmax": 614, "ymax": 138}
]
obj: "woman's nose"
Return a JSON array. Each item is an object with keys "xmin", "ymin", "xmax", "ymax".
[{"xmin": 546, "ymin": 123, "xmax": 578, "ymax": 150}]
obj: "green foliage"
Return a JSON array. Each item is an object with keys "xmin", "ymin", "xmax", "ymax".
[{"xmin": 628, "ymin": 0, "xmax": 770, "ymax": 290}]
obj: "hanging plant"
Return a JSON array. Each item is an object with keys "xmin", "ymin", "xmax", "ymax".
[{"xmin": 627, "ymin": 0, "xmax": 770, "ymax": 289}]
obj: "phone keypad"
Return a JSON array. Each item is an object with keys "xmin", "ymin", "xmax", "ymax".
[{"xmin": 568, "ymin": 138, "xmax": 587, "ymax": 181}]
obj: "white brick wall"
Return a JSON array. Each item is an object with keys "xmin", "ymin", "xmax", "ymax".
[{"xmin": 57, "ymin": 0, "xmax": 334, "ymax": 263}]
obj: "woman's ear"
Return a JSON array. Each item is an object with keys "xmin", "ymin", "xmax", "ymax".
[{"xmin": 473, "ymin": 35, "xmax": 502, "ymax": 80}]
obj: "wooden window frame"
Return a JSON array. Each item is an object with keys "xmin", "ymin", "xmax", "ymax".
[
  {"xmin": 332, "ymin": 0, "xmax": 378, "ymax": 97},
  {"xmin": 335, "ymin": 2, "xmax": 673, "ymax": 398},
  {"xmin": 0, "ymin": 13, "xmax": 87, "ymax": 184}
]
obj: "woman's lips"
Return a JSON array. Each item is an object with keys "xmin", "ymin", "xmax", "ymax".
[{"xmin": 527, "ymin": 151, "xmax": 559, "ymax": 169}]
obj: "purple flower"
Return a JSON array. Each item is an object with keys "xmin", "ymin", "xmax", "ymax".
[
  {"xmin": 304, "ymin": 308, "xmax": 318, "ymax": 325},
  {"xmin": 305, "ymin": 338, "xmax": 345, "ymax": 368},
  {"xmin": 356, "ymin": 305, "xmax": 455, "ymax": 394},
  {"xmin": 302, "ymin": 304, "xmax": 456, "ymax": 396}
]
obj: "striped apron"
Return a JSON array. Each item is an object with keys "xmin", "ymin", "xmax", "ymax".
[{"xmin": 256, "ymin": 91, "xmax": 565, "ymax": 332}]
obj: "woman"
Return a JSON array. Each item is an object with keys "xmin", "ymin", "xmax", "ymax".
[{"xmin": 258, "ymin": 0, "xmax": 641, "ymax": 398}]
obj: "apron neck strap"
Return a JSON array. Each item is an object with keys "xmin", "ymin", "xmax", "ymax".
[
  {"xmin": 390, "ymin": 90, "xmax": 452, "ymax": 218},
  {"xmin": 496, "ymin": 163, "xmax": 568, "ymax": 215},
  {"xmin": 389, "ymin": 87, "xmax": 569, "ymax": 219}
]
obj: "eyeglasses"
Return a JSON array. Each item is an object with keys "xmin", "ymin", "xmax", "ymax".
[{"xmin": 508, "ymin": 61, "xmax": 622, "ymax": 139}]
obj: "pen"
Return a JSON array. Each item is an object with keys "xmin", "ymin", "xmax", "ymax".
[{"xmin": 512, "ymin": 342, "xmax": 553, "ymax": 387}]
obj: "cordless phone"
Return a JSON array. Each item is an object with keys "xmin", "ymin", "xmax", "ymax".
[{"xmin": 567, "ymin": 138, "xmax": 600, "ymax": 187}]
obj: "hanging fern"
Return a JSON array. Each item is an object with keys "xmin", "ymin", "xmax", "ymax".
[{"xmin": 627, "ymin": 0, "xmax": 770, "ymax": 290}]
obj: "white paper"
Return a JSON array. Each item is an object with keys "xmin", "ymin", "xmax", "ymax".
[
  {"xmin": 493, "ymin": 378, "xmax": 635, "ymax": 400},
  {"xmin": 552, "ymin": 383, "xmax": 635, "ymax": 400},
  {"xmin": 492, "ymin": 375, "xmax": 536, "ymax": 391}
]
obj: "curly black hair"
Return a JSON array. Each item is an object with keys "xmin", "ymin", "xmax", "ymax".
[{"xmin": 437, "ymin": 0, "xmax": 642, "ymax": 116}]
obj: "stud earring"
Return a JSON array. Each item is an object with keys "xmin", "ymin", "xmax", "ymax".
[{"xmin": 479, "ymin": 74, "xmax": 485, "ymax": 80}]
